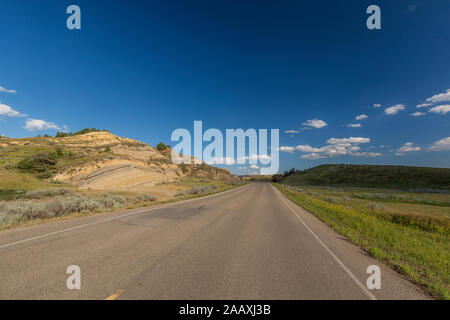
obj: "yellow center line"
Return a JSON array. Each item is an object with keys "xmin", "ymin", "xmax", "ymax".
[
  {"xmin": 105, "ymin": 289, "xmax": 125, "ymax": 300},
  {"xmin": 228, "ymin": 202, "xmax": 237, "ymax": 210}
]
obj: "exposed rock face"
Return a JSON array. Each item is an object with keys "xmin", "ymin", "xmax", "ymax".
[{"xmin": 50, "ymin": 132, "xmax": 238, "ymax": 190}]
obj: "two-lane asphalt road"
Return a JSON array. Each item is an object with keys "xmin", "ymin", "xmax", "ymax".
[{"xmin": 0, "ymin": 183, "xmax": 429, "ymax": 299}]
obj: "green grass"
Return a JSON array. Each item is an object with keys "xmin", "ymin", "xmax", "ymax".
[
  {"xmin": 0, "ymin": 167, "xmax": 60, "ymax": 190},
  {"xmin": 0, "ymin": 138, "xmax": 111, "ymax": 184},
  {"xmin": 273, "ymin": 183, "xmax": 450, "ymax": 300},
  {"xmin": 282, "ymin": 164, "xmax": 450, "ymax": 191}
]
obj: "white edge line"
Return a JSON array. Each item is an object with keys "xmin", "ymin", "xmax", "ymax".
[
  {"xmin": 272, "ymin": 184, "xmax": 377, "ymax": 300},
  {"xmin": 0, "ymin": 183, "xmax": 251, "ymax": 250}
]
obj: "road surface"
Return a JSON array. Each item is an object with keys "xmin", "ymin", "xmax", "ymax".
[{"xmin": 0, "ymin": 183, "xmax": 429, "ymax": 299}]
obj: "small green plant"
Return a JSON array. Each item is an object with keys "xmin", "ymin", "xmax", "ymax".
[
  {"xmin": 17, "ymin": 153, "xmax": 58, "ymax": 178},
  {"xmin": 156, "ymin": 142, "xmax": 170, "ymax": 152},
  {"xmin": 55, "ymin": 148, "xmax": 64, "ymax": 158}
]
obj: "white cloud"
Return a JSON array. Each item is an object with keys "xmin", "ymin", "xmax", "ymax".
[
  {"xmin": 285, "ymin": 130, "xmax": 299, "ymax": 134},
  {"xmin": 326, "ymin": 137, "xmax": 370, "ymax": 144},
  {"xmin": 426, "ymin": 89, "xmax": 450, "ymax": 103},
  {"xmin": 355, "ymin": 114, "xmax": 368, "ymax": 120},
  {"xmin": 352, "ymin": 152, "xmax": 382, "ymax": 157},
  {"xmin": 302, "ymin": 119, "xmax": 327, "ymax": 129},
  {"xmin": 373, "ymin": 104, "xmax": 382, "ymax": 108},
  {"xmin": 396, "ymin": 142, "xmax": 421, "ymax": 155},
  {"xmin": 301, "ymin": 153, "xmax": 325, "ymax": 160},
  {"xmin": 410, "ymin": 111, "xmax": 425, "ymax": 117},
  {"xmin": 250, "ymin": 164, "xmax": 259, "ymax": 169},
  {"xmin": 295, "ymin": 137, "xmax": 378, "ymax": 160},
  {"xmin": 347, "ymin": 123, "xmax": 362, "ymax": 128},
  {"xmin": 295, "ymin": 145, "xmax": 322, "ymax": 153},
  {"xmin": 385, "ymin": 104, "xmax": 405, "ymax": 115},
  {"xmin": 205, "ymin": 157, "xmax": 235, "ymax": 165},
  {"xmin": 429, "ymin": 137, "xmax": 450, "ymax": 151},
  {"xmin": 279, "ymin": 146, "xmax": 295, "ymax": 153},
  {"xmin": 24, "ymin": 119, "xmax": 60, "ymax": 132},
  {"xmin": 416, "ymin": 103, "xmax": 432, "ymax": 108},
  {"xmin": 0, "ymin": 86, "xmax": 16, "ymax": 94},
  {"xmin": 0, "ymin": 103, "xmax": 26, "ymax": 117},
  {"xmin": 429, "ymin": 105, "xmax": 450, "ymax": 115}
]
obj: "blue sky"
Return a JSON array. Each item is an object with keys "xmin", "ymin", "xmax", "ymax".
[{"xmin": 0, "ymin": 0, "xmax": 449, "ymax": 174}]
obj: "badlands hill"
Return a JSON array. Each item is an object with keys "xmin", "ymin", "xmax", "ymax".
[{"xmin": 0, "ymin": 130, "xmax": 238, "ymax": 191}]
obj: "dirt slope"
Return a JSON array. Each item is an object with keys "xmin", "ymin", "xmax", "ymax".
[{"xmin": 0, "ymin": 131, "xmax": 238, "ymax": 191}]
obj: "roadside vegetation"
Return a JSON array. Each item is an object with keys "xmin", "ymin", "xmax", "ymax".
[
  {"xmin": 0, "ymin": 178, "xmax": 244, "ymax": 229},
  {"xmin": 0, "ymin": 188, "xmax": 127, "ymax": 227},
  {"xmin": 273, "ymin": 183, "xmax": 449, "ymax": 299}
]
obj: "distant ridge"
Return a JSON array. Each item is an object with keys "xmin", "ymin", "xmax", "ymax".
[{"xmin": 281, "ymin": 164, "xmax": 450, "ymax": 191}]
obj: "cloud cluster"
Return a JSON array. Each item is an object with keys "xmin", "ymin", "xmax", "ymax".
[
  {"xmin": 346, "ymin": 123, "xmax": 362, "ymax": 128},
  {"xmin": 326, "ymin": 137, "xmax": 370, "ymax": 144},
  {"xmin": 416, "ymin": 103, "xmax": 432, "ymax": 108},
  {"xmin": 1, "ymin": 87, "xmax": 64, "ymax": 133},
  {"xmin": 0, "ymin": 86, "xmax": 16, "ymax": 94},
  {"xmin": 410, "ymin": 111, "xmax": 425, "ymax": 117},
  {"xmin": 429, "ymin": 137, "xmax": 450, "ymax": 151},
  {"xmin": 355, "ymin": 114, "xmax": 368, "ymax": 120},
  {"xmin": 426, "ymin": 89, "xmax": 450, "ymax": 103},
  {"xmin": 385, "ymin": 104, "xmax": 405, "ymax": 115},
  {"xmin": 280, "ymin": 137, "xmax": 380, "ymax": 160},
  {"xmin": 302, "ymin": 119, "xmax": 327, "ymax": 129},
  {"xmin": 0, "ymin": 103, "xmax": 26, "ymax": 117},
  {"xmin": 205, "ymin": 157, "xmax": 236, "ymax": 165},
  {"xmin": 279, "ymin": 146, "xmax": 295, "ymax": 153},
  {"xmin": 24, "ymin": 119, "xmax": 60, "ymax": 132},
  {"xmin": 429, "ymin": 105, "xmax": 450, "ymax": 115},
  {"xmin": 396, "ymin": 142, "xmax": 421, "ymax": 155}
]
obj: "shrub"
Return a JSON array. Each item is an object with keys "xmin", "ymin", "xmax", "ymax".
[
  {"xmin": 186, "ymin": 185, "xmax": 213, "ymax": 195},
  {"xmin": 135, "ymin": 194, "xmax": 157, "ymax": 202},
  {"xmin": 18, "ymin": 153, "xmax": 57, "ymax": 175},
  {"xmin": 37, "ymin": 170, "xmax": 52, "ymax": 179},
  {"xmin": 156, "ymin": 142, "xmax": 170, "ymax": 151},
  {"xmin": 0, "ymin": 189, "xmax": 26, "ymax": 201},
  {"xmin": 0, "ymin": 192, "xmax": 128, "ymax": 227},
  {"xmin": 55, "ymin": 148, "xmax": 64, "ymax": 158},
  {"xmin": 25, "ymin": 188, "xmax": 72, "ymax": 199}
]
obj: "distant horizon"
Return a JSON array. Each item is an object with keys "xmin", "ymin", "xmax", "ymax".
[
  {"xmin": 1, "ymin": 0, "xmax": 449, "ymax": 173},
  {"xmin": 3, "ymin": 130, "xmax": 450, "ymax": 171}
]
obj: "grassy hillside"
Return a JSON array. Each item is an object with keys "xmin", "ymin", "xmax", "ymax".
[
  {"xmin": 281, "ymin": 164, "xmax": 450, "ymax": 191},
  {"xmin": 0, "ymin": 130, "xmax": 238, "ymax": 190}
]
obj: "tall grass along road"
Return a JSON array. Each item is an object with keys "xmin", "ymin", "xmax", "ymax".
[{"xmin": 273, "ymin": 183, "xmax": 448, "ymax": 299}]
